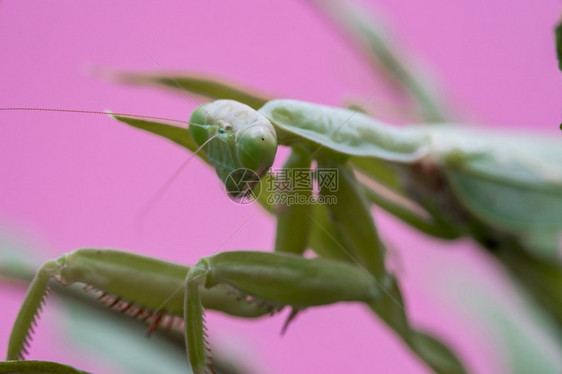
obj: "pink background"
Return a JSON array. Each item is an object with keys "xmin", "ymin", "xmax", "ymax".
[{"xmin": 0, "ymin": 1, "xmax": 561, "ymax": 373}]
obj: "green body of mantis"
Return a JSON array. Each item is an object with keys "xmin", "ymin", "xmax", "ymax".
[{"xmin": 5, "ymin": 95, "xmax": 562, "ymax": 374}]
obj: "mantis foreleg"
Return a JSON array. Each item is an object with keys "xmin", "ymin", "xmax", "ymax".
[
  {"xmin": 184, "ymin": 251, "xmax": 381, "ymax": 374},
  {"xmin": 6, "ymin": 249, "xmax": 269, "ymax": 361}
]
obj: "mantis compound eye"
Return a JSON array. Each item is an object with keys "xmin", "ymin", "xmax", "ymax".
[
  {"xmin": 188, "ymin": 105, "xmax": 211, "ymax": 146},
  {"xmin": 236, "ymin": 123, "xmax": 277, "ymax": 175}
]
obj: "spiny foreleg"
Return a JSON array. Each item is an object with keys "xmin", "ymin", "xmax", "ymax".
[
  {"xmin": 6, "ymin": 249, "xmax": 269, "ymax": 360},
  {"xmin": 184, "ymin": 251, "xmax": 383, "ymax": 374}
]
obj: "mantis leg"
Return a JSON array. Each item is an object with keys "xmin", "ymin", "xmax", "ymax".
[
  {"xmin": 6, "ymin": 249, "xmax": 269, "ymax": 361},
  {"xmin": 274, "ymin": 147, "xmax": 361, "ymax": 265},
  {"xmin": 316, "ymin": 160, "xmax": 466, "ymax": 373},
  {"xmin": 184, "ymin": 250, "xmax": 381, "ymax": 374},
  {"xmin": 274, "ymin": 147, "xmax": 313, "ymax": 255},
  {"xmin": 317, "ymin": 159, "xmax": 386, "ymax": 279},
  {"xmin": 360, "ymin": 183, "xmax": 461, "ymax": 240},
  {"xmin": 351, "ymin": 156, "xmax": 460, "ymax": 240}
]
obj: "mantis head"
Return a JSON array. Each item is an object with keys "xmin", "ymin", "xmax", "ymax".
[{"xmin": 189, "ymin": 100, "xmax": 277, "ymax": 197}]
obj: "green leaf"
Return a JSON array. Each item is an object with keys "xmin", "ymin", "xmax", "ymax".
[
  {"xmin": 63, "ymin": 298, "xmax": 192, "ymax": 374},
  {"xmin": 0, "ymin": 360, "xmax": 90, "ymax": 374},
  {"xmin": 308, "ymin": 0, "xmax": 449, "ymax": 121},
  {"xmin": 110, "ymin": 114, "xmax": 202, "ymax": 155},
  {"xmin": 411, "ymin": 332, "xmax": 468, "ymax": 374},
  {"xmin": 98, "ymin": 69, "xmax": 270, "ymax": 109},
  {"xmin": 497, "ymin": 246, "xmax": 562, "ymax": 328}
]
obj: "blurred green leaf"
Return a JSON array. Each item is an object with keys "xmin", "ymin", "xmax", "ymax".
[
  {"xmin": 0, "ymin": 360, "xmax": 90, "ymax": 374},
  {"xmin": 551, "ymin": 13, "xmax": 561, "ymax": 137},
  {"xmin": 97, "ymin": 68, "xmax": 270, "ymax": 109},
  {"xmin": 497, "ymin": 245, "xmax": 562, "ymax": 328},
  {"xmin": 68, "ymin": 312, "xmax": 253, "ymax": 374},
  {"xmin": 411, "ymin": 331, "xmax": 467, "ymax": 374},
  {"xmin": 308, "ymin": 0, "xmax": 449, "ymax": 122},
  {"xmin": 63, "ymin": 298, "xmax": 192, "ymax": 374},
  {"xmin": 440, "ymin": 251, "xmax": 562, "ymax": 374}
]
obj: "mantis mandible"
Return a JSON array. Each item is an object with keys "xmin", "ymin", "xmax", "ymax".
[{"xmin": 4, "ymin": 88, "xmax": 562, "ymax": 374}]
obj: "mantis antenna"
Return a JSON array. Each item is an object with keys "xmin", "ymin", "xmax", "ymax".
[
  {"xmin": 0, "ymin": 107, "xmax": 193, "ymax": 126},
  {"xmin": 0, "ymin": 106, "xmax": 214, "ymax": 231},
  {"xmin": 135, "ymin": 133, "xmax": 220, "ymax": 231}
]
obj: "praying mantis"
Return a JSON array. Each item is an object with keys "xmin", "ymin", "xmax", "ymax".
[
  {"xmin": 2, "ymin": 2, "xmax": 561, "ymax": 373},
  {"xmin": 3, "ymin": 97, "xmax": 468, "ymax": 374},
  {"xmin": 3, "ymin": 82, "xmax": 562, "ymax": 373}
]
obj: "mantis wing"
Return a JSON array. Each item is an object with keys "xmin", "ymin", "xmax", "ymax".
[
  {"xmin": 427, "ymin": 126, "xmax": 562, "ymax": 258},
  {"xmin": 259, "ymin": 100, "xmax": 562, "ymax": 257}
]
